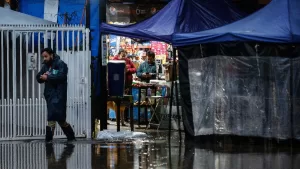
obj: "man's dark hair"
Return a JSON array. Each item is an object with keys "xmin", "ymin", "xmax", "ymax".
[
  {"xmin": 118, "ymin": 48, "xmax": 125, "ymax": 54},
  {"xmin": 41, "ymin": 48, "xmax": 54, "ymax": 55},
  {"xmin": 147, "ymin": 51, "xmax": 155, "ymax": 58}
]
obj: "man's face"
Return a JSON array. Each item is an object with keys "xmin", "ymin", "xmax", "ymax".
[
  {"xmin": 148, "ymin": 56, "xmax": 154, "ymax": 64},
  {"xmin": 42, "ymin": 51, "xmax": 53, "ymax": 64},
  {"xmin": 120, "ymin": 52, "xmax": 126, "ymax": 59}
]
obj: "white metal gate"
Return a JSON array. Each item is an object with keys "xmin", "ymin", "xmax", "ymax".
[{"xmin": 0, "ymin": 24, "xmax": 91, "ymax": 140}]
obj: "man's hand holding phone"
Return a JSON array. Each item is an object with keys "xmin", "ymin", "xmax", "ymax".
[
  {"xmin": 40, "ymin": 71, "xmax": 50, "ymax": 81},
  {"xmin": 142, "ymin": 72, "xmax": 150, "ymax": 78}
]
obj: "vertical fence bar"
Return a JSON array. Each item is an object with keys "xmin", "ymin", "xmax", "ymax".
[
  {"xmin": 60, "ymin": 30, "xmax": 65, "ymax": 65},
  {"xmin": 38, "ymin": 32, "xmax": 41, "ymax": 99},
  {"xmin": 19, "ymin": 32, "xmax": 23, "ymax": 137},
  {"xmin": 31, "ymin": 32, "xmax": 35, "ymax": 101},
  {"xmin": 72, "ymin": 29, "xmax": 77, "ymax": 134},
  {"xmin": 5, "ymin": 30, "xmax": 9, "ymax": 138},
  {"xmin": 9, "ymin": 99, "xmax": 13, "ymax": 138},
  {"xmin": 19, "ymin": 98, "xmax": 22, "ymax": 136},
  {"xmin": 55, "ymin": 29, "xmax": 59, "ymax": 62},
  {"xmin": 12, "ymin": 30, "xmax": 17, "ymax": 138},
  {"xmin": 31, "ymin": 32, "xmax": 36, "ymax": 136},
  {"xmin": 1, "ymin": 30, "xmax": 4, "ymax": 101},
  {"xmin": 51, "ymin": 30, "xmax": 54, "ymax": 49},
  {"xmin": 20, "ymin": 99, "xmax": 22, "ymax": 136},
  {"xmin": 44, "ymin": 30, "xmax": 48, "ymax": 48},
  {"xmin": 38, "ymin": 32, "xmax": 42, "ymax": 135},
  {"xmin": 26, "ymin": 144, "xmax": 28, "ymax": 168},
  {"xmin": 4, "ymin": 99, "xmax": 7, "ymax": 137},
  {"xmin": 82, "ymin": 29, "xmax": 85, "ymax": 135},
  {"xmin": 41, "ymin": 99, "xmax": 44, "ymax": 135},
  {"xmin": 35, "ymin": 100, "xmax": 37, "ymax": 137},
  {"xmin": 13, "ymin": 142, "xmax": 16, "ymax": 169},
  {"xmin": 29, "ymin": 98, "xmax": 32, "ymax": 136},
  {"xmin": 23, "ymin": 99, "xmax": 25, "ymax": 136},
  {"xmin": 61, "ymin": 29, "xmax": 66, "ymax": 136},
  {"xmin": 1, "ymin": 100, "xmax": 2, "ymax": 138},
  {"xmin": 32, "ymin": 100, "xmax": 35, "ymax": 136},
  {"xmin": 1, "ymin": 30, "xmax": 4, "ymax": 138},
  {"xmin": 38, "ymin": 98, "xmax": 41, "ymax": 135},
  {"xmin": 17, "ymin": 99, "xmax": 20, "ymax": 136},
  {"xmin": 67, "ymin": 28, "xmax": 73, "ymax": 135},
  {"xmin": 39, "ymin": 28, "xmax": 44, "ymax": 133},
  {"xmin": 80, "ymin": 30, "xmax": 84, "ymax": 134},
  {"xmin": 77, "ymin": 29, "xmax": 81, "ymax": 135},
  {"xmin": 82, "ymin": 29, "xmax": 86, "ymax": 136},
  {"xmin": 20, "ymin": 33, "xmax": 23, "ymax": 100},
  {"xmin": 3, "ymin": 144, "xmax": 6, "ymax": 168},
  {"xmin": 25, "ymin": 32, "xmax": 29, "ymax": 136},
  {"xmin": 6, "ymin": 30, "xmax": 10, "ymax": 104},
  {"xmin": 86, "ymin": 28, "xmax": 91, "ymax": 138},
  {"xmin": 16, "ymin": 144, "xmax": 20, "ymax": 169}
]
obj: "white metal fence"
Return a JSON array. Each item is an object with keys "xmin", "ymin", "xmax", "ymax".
[
  {"xmin": 0, "ymin": 142, "xmax": 92, "ymax": 169},
  {"xmin": 0, "ymin": 24, "xmax": 91, "ymax": 140}
]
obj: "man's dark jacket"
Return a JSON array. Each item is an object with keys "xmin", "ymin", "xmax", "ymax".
[{"xmin": 36, "ymin": 55, "xmax": 68, "ymax": 121}]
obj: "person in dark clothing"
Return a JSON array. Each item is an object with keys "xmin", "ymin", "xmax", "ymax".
[{"xmin": 36, "ymin": 48, "xmax": 76, "ymax": 142}]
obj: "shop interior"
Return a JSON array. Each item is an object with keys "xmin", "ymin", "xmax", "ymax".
[{"xmin": 104, "ymin": 34, "xmax": 180, "ymax": 131}]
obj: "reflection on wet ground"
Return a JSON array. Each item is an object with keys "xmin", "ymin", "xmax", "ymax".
[{"xmin": 1, "ymin": 131, "xmax": 300, "ymax": 169}]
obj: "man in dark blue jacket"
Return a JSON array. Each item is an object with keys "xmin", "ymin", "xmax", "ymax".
[{"xmin": 36, "ymin": 48, "xmax": 75, "ymax": 142}]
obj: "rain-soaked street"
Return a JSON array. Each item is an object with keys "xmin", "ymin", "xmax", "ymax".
[{"xmin": 1, "ymin": 131, "xmax": 300, "ymax": 169}]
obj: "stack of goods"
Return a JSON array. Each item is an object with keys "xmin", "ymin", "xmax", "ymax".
[{"xmin": 132, "ymin": 83, "xmax": 155, "ymax": 106}]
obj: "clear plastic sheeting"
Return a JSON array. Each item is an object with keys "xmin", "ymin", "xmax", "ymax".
[
  {"xmin": 188, "ymin": 56, "xmax": 300, "ymax": 139},
  {"xmin": 96, "ymin": 130, "xmax": 148, "ymax": 141}
]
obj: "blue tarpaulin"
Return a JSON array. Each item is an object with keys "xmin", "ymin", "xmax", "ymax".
[
  {"xmin": 174, "ymin": 0, "xmax": 300, "ymax": 45},
  {"xmin": 101, "ymin": 0, "xmax": 244, "ymax": 43}
]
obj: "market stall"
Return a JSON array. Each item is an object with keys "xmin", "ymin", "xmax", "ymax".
[
  {"xmin": 99, "ymin": 0, "xmax": 244, "ymax": 130},
  {"xmin": 173, "ymin": 0, "xmax": 300, "ymax": 140}
]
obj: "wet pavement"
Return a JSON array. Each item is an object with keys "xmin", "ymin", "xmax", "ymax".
[{"xmin": 1, "ymin": 131, "xmax": 300, "ymax": 169}]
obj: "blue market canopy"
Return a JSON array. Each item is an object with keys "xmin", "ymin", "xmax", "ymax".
[
  {"xmin": 174, "ymin": 0, "xmax": 300, "ymax": 45},
  {"xmin": 101, "ymin": 0, "xmax": 244, "ymax": 43}
]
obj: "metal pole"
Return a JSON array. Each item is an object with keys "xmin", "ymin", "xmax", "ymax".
[
  {"xmin": 173, "ymin": 48, "xmax": 182, "ymax": 141},
  {"xmin": 99, "ymin": 0, "xmax": 107, "ymax": 131},
  {"xmin": 168, "ymin": 46, "xmax": 175, "ymax": 138},
  {"xmin": 85, "ymin": 0, "xmax": 94, "ymax": 138}
]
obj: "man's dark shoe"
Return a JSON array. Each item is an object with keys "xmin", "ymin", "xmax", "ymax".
[
  {"xmin": 61, "ymin": 125, "xmax": 76, "ymax": 141},
  {"xmin": 46, "ymin": 126, "xmax": 54, "ymax": 142}
]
